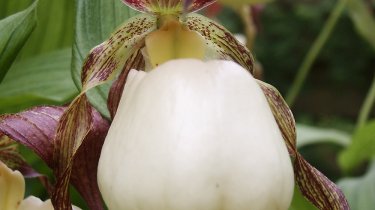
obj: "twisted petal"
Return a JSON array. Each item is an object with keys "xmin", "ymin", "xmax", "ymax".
[
  {"xmin": 0, "ymin": 106, "xmax": 110, "ymax": 210},
  {"xmin": 122, "ymin": 0, "xmax": 215, "ymax": 14},
  {"xmin": 257, "ymin": 80, "xmax": 296, "ymax": 154},
  {"xmin": 257, "ymin": 80, "xmax": 350, "ymax": 210},
  {"xmin": 81, "ymin": 14, "xmax": 156, "ymax": 90},
  {"xmin": 51, "ymin": 14, "xmax": 156, "ymax": 210},
  {"xmin": 186, "ymin": 13, "xmax": 254, "ymax": 74},
  {"xmin": 108, "ymin": 49, "xmax": 145, "ymax": 118}
]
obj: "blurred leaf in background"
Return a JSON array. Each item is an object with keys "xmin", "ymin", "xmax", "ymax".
[
  {"xmin": 339, "ymin": 159, "xmax": 375, "ymax": 210},
  {"xmin": 339, "ymin": 120, "xmax": 375, "ymax": 172},
  {"xmin": 0, "ymin": 49, "xmax": 78, "ymax": 114},
  {"xmin": 0, "ymin": 0, "xmax": 75, "ymax": 59},
  {"xmin": 347, "ymin": 0, "xmax": 375, "ymax": 51},
  {"xmin": 0, "ymin": 0, "xmax": 37, "ymax": 82},
  {"xmin": 0, "ymin": 0, "xmax": 76, "ymax": 113},
  {"xmin": 296, "ymin": 124, "xmax": 351, "ymax": 148}
]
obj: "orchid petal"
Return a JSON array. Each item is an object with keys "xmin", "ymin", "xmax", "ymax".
[
  {"xmin": 0, "ymin": 135, "xmax": 52, "ymax": 193},
  {"xmin": 0, "ymin": 106, "xmax": 64, "ymax": 167},
  {"xmin": 19, "ymin": 197, "xmax": 55, "ymax": 210},
  {"xmin": 0, "ymin": 106, "xmax": 109, "ymax": 210},
  {"xmin": 50, "ymin": 14, "xmax": 156, "ymax": 209},
  {"xmin": 53, "ymin": 101, "xmax": 109, "ymax": 210},
  {"xmin": 81, "ymin": 14, "xmax": 156, "ymax": 90},
  {"xmin": 257, "ymin": 80, "xmax": 349, "ymax": 210},
  {"xmin": 0, "ymin": 160, "xmax": 25, "ymax": 210},
  {"xmin": 257, "ymin": 80, "xmax": 296, "ymax": 154},
  {"xmin": 294, "ymin": 154, "xmax": 350, "ymax": 210},
  {"xmin": 108, "ymin": 49, "xmax": 145, "ymax": 118},
  {"xmin": 186, "ymin": 13, "xmax": 254, "ymax": 74},
  {"xmin": 70, "ymin": 108, "xmax": 109, "ymax": 209},
  {"xmin": 122, "ymin": 0, "xmax": 215, "ymax": 14},
  {"xmin": 19, "ymin": 197, "xmax": 81, "ymax": 210}
]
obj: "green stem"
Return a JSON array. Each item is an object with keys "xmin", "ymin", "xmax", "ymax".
[
  {"xmin": 356, "ymin": 74, "xmax": 375, "ymax": 129},
  {"xmin": 286, "ymin": 0, "xmax": 348, "ymax": 106}
]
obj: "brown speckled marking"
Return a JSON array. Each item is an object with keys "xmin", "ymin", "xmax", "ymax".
[
  {"xmin": 41, "ymin": 13, "xmax": 156, "ymax": 210},
  {"xmin": 81, "ymin": 14, "xmax": 156, "ymax": 90},
  {"xmin": 257, "ymin": 80, "xmax": 349, "ymax": 210},
  {"xmin": 108, "ymin": 47, "xmax": 146, "ymax": 119},
  {"xmin": 185, "ymin": 13, "xmax": 254, "ymax": 74}
]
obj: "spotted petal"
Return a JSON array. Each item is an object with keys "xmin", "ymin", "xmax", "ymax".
[
  {"xmin": 257, "ymin": 80, "xmax": 296, "ymax": 154},
  {"xmin": 81, "ymin": 14, "xmax": 156, "ymax": 90},
  {"xmin": 122, "ymin": 0, "xmax": 215, "ymax": 14},
  {"xmin": 186, "ymin": 13, "xmax": 254, "ymax": 74},
  {"xmin": 108, "ymin": 48, "xmax": 145, "ymax": 118},
  {"xmin": 51, "ymin": 14, "xmax": 156, "ymax": 209},
  {"xmin": 257, "ymin": 80, "xmax": 349, "ymax": 210}
]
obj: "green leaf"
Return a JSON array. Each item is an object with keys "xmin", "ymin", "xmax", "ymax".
[
  {"xmin": 0, "ymin": 0, "xmax": 38, "ymax": 83},
  {"xmin": 0, "ymin": 49, "xmax": 78, "ymax": 114},
  {"xmin": 296, "ymin": 124, "xmax": 351, "ymax": 148},
  {"xmin": 347, "ymin": 0, "xmax": 375, "ymax": 51},
  {"xmin": 0, "ymin": 0, "xmax": 75, "ymax": 59},
  {"xmin": 338, "ymin": 159, "xmax": 375, "ymax": 210},
  {"xmin": 339, "ymin": 120, "xmax": 375, "ymax": 172},
  {"xmin": 72, "ymin": 0, "xmax": 139, "ymax": 118}
]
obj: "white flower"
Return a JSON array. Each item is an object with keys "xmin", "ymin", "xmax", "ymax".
[
  {"xmin": 98, "ymin": 59, "xmax": 294, "ymax": 210},
  {"xmin": 0, "ymin": 161, "xmax": 81, "ymax": 210}
]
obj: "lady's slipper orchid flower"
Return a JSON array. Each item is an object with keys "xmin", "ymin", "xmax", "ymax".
[
  {"xmin": 0, "ymin": 161, "xmax": 81, "ymax": 210},
  {"xmin": 98, "ymin": 59, "xmax": 295, "ymax": 209},
  {"xmin": 0, "ymin": 0, "xmax": 349, "ymax": 210}
]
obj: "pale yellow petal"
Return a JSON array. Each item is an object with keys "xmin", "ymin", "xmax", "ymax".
[{"xmin": 0, "ymin": 161, "xmax": 25, "ymax": 210}]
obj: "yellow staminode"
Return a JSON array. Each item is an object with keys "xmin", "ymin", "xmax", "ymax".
[{"xmin": 145, "ymin": 17, "xmax": 205, "ymax": 68}]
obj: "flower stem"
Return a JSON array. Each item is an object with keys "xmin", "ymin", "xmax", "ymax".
[
  {"xmin": 356, "ymin": 74, "xmax": 375, "ymax": 129},
  {"xmin": 285, "ymin": 0, "xmax": 348, "ymax": 106}
]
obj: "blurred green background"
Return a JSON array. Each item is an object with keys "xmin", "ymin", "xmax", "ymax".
[{"xmin": 1, "ymin": 0, "xmax": 375, "ymax": 209}]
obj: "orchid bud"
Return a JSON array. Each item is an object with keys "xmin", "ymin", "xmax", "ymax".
[{"xmin": 98, "ymin": 59, "xmax": 294, "ymax": 210}]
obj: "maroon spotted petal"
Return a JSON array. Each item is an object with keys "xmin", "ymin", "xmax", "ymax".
[{"xmin": 122, "ymin": 0, "xmax": 216, "ymax": 14}]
